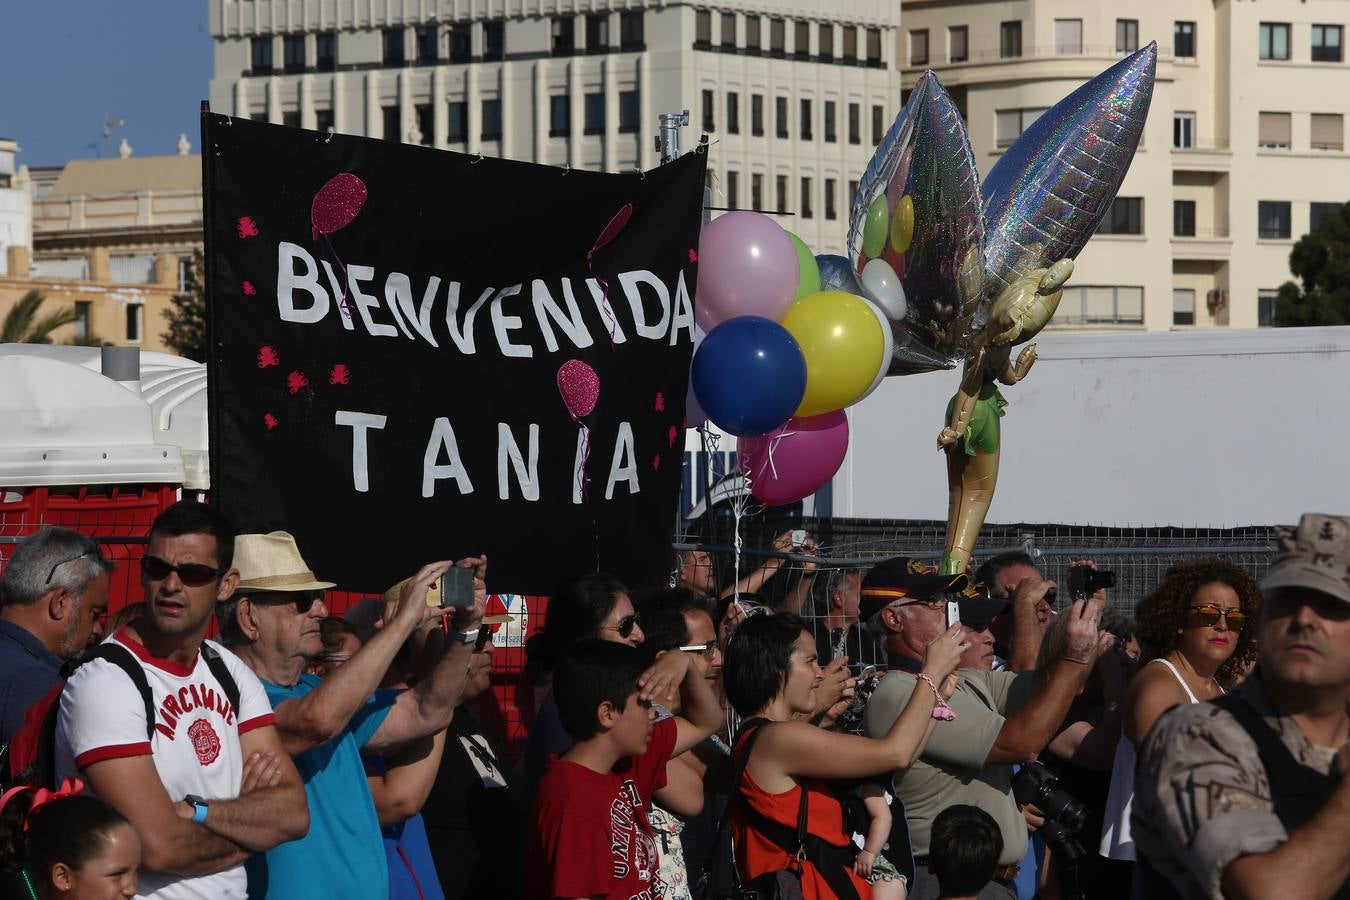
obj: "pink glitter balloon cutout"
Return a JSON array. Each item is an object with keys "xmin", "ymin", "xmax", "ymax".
[
  {"xmin": 311, "ymin": 173, "xmax": 367, "ymax": 237},
  {"xmin": 556, "ymin": 360, "xmax": 600, "ymax": 419}
]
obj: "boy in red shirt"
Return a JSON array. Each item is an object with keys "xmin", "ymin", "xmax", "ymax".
[{"xmin": 528, "ymin": 638, "xmax": 722, "ymax": 900}]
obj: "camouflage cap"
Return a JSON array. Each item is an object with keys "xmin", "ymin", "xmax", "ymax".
[{"xmin": 1260, "ymin": 513, "xmax": 1350, "ymax": 604}]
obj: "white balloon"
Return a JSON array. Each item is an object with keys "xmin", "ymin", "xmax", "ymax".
[
  {"xmin": 857, "ymin": 298, "xmax": 894, "ymax": 402},
  {"xmin": 860, "ymin": 258, "xmax": 907, "ymax": 320}
]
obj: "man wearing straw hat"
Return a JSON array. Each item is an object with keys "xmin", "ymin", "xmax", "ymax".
[{"xmin": 218, "ymin": 530, "xmax": 486, "ymax": 900}]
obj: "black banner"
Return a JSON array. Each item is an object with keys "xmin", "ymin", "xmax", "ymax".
[{"xmin": 203, "ymin": 114, "xmax": 705, "ymax": 595}]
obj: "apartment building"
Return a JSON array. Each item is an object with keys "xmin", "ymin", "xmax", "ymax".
[
  {"xmin": 206, "ymin": 0, "xmax": 902, "ymax": 255},
  {"xmin": 899, "ymin": 0, "xmax": 1350, "ymax": 330}
]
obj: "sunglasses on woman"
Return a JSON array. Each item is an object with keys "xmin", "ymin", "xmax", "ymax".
[
  {"xmin": 141, "ymin": 555, "xmax": 227, "ymax": 587},
  {"xmin": 604, "ymin": 613, "xmax": 641, "ymax": 639},
  {"xmin": 1190, "ymin": 605, "xmax": 1248, "ymax": 630}
]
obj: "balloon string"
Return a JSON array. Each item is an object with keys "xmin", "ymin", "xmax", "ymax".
[
  {"xmin": 321, "ymin": 233, "xmax": 353, "ymax": 318},
  {"xmin": 587, "ymin": 252, "xmax": 618, "ymax": 351},
  {"xmin": 764, "ymin": 425, "xmax": 797, "ymax": 482}
]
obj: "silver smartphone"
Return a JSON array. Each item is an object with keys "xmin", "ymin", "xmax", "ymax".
[
  {"xmin": 945, "ymin": 599, "xmax": 961, "ymax": 628},
  {"xmin": 791, "ymin": 529, "xmax": 807, "ymax": 548}
]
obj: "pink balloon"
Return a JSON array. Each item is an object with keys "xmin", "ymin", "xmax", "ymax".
[
  {"xmin": 557, "ymin": 359, "xmax": 600, "ymax": 419},
  {"xmin": 312, "ymin": 173, "xmax": 367, "ymax": 235},
  {"xmin": 695, "ymin": 212, "xmax": 800, "ymax": 331},
  {"xmin": 738, "ymin": 411, "xmax": 849, "ymax": 507}
]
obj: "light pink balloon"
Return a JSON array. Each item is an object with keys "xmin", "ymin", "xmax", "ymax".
[
  {"xmin": 695, "ymin": 212, "xmax": 800, "ymax": 331},
  {"xmin": 557, "ymin": 359, "xmax": 600, "ymax": 419},
  {"xmin": 738, "ymin": 411, "xmax": 849, "ymax": 507}
]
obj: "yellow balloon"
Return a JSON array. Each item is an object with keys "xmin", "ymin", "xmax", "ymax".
[
  {"xmin": 781, "ymin": 291, "xmax": 887, "ymax": 417},
  {"xmin": 890, "ymin": 194, "xmax": 915, "ymax": 254}
]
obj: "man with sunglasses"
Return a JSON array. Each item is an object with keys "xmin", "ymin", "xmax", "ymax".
[
  {"xmin": 0, "ymin": 526, "xmax": 113, "ymax": 746},
  {"xmin": 861, "ymin": 556, "xmax": 1105, "ymax": 900},
  {"xmin": 53, "ymin": 501, "xmax": 309, "ymax": 900},
  {"xmin": 1134, "ymin": 514, "xmax": 1350, "ymax": 900},
  {"xmin": 218, "ymin": 530, "xmax": 486, "ymax": 900}
]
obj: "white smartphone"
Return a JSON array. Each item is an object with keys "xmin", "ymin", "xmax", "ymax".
[
  {"xmin": 790, "ymin": 529, "xmax": 807, "ymax": 548},
  {"xmin": 945, "ymin": 599, "xmax": 961, "ymax": 628}
]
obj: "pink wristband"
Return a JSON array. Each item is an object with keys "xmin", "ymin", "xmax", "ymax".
[{"xmin": 917, "ymin": 673, "xmax": 956, "ymax": 721}]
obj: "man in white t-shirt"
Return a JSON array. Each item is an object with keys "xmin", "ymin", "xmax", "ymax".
[{"xmin": 56, "ymin": 502, "xmax": 309, "ymax": 900}]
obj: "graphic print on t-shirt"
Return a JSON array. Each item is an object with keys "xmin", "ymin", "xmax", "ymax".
[{"xmin": 611, "ymin": 779, "xmax": 666, "ymax": 899}]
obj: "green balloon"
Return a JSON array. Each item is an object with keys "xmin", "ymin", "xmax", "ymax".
[
  {"xmin": 862, "ymin": 195, "xmax": 889, "ymax": 259},
  {"xmin": 786, "ymin": 231, "xmax": 821, "ymax": 301}
]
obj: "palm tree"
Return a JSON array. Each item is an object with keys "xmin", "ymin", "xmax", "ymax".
[{"xmin": 1, "ymin": 290, "xmax": 78, "ymax": 343}]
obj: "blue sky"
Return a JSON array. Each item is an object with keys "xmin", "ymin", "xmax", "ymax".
[{"xmin": 0, "ymin": 1, "xmax": 212, "ymax": 168}]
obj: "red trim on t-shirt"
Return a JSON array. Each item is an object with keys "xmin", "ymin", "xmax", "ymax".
[
  {"xmin": 75, "ymin": 742, "xmax": 153, "ymax": 769},
  {"xmin": 238, "ymin": 714, "xmax": 276, "ymax": 735},
  {"xmin": 113, "ymin": 626, "xmax": 199, "ymax": 677}
]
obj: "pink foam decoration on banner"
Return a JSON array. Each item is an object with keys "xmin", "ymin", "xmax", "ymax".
[
  {"xmin": 557, "ymin": 359, "xmax": 600, "ymax": 419},
  {"xmin": 311, "ymin": 173, "xmax": 368, "ymax": 237}
]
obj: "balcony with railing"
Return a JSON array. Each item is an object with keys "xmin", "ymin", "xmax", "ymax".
[
  {"xmin": 1171, "ymin": 226, "xmax": 1232, "ymax": 260},
  {"xmin": 1172, "ymin": 140, "xmax": 1232, "ymax": 171}
]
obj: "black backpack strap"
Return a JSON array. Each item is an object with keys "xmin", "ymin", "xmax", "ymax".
[
  {"xmin": 200, "ymin": 642, "xmax": 241, "ymax": 720},
  {"xmin": 60, "ymin": 644, "xmax": 155, "ymax": 740}
]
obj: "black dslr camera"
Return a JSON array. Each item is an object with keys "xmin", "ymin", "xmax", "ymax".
[{"xmin": 1012, "ymin": 762, "xmax": 1090, "ymax": 870}]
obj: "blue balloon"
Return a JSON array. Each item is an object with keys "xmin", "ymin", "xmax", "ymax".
[
  {"xmin": 815, "ymin": 254, "xmax": 863, "ymax": 294},
  {"xmin": 691, "ymin": 316, "xmax": 806, "ymax": 437}
]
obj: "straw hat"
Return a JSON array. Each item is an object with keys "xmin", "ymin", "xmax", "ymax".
[{"xmin": 233, "ymin": 531, "xmax": 336, "ymax": 593}]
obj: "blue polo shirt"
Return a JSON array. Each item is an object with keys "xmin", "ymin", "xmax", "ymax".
[{"xmin": 0, "ymin": 619, "xmax": 62, "ymax": 745}]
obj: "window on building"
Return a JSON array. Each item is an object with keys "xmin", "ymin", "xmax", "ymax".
[
  {"xmin": 910, "ymin": 29, "xmax": 930, "ymax": 65},
  {"xmin": 794, "ymin": 20, "xmax": 811, "ymax": 59},
  {"xmin": 552, "ymin": 17, "xmax": 575, "ymax": 55},
  {"xmin": 752, "ymin": 94, "xmax": 765, "ymax": 136},
  {"xmin": 800, "ymin": 98, "xmax": 813, "ymax": 140},
  {"xmin": 751, "ymin": 173, "xmax": 763, "ymax": 211},
  {"xmin": 1173, "ymin": 200, "xmax": 1196, "ymax": 236},
  {"xmin": 995, "ymin": 107, "xmax": 1047, "ymax": 147},
  {"xmin": 483, "ymin": 21, "xmax": 504, "ymax": 61},
  {"xmin": 1000, "ymin": 21, "xmax": 1022, "ymax": 58},
  {"xmin": 1172, "ymin": 289, "xmax": 1195, "ymax": 326},
  {"xmin": 819, "ymin": 24, "xmax": 834, "ymax": 60},
  {"xmin": 1115, "ymin": 19, "xmax": 1139, "ymax": 54},
  {"xmin": 703, "ymin": 89, "xmax": 716, "ymax": 132},
  {"xmin": 1057, "ymin": 285, "xmax": 1144, "ymax": 325},
  {"xmin": 1258, "ymin": 200, "xmax": 1291, "ymax": 239},
  {"xmin": 776, "ymin": 96, "xmax": 789, "ymax": 138},
  {"xmin": 383, "ymin": 28, "xmax": 405, "ymax": 65},
  {"xmin": 125, "ymin": 302, "xmax": 143, "ymax": 342},
  {"xmin": 283, "ymin": 34, "xmax": 306, "ymax": 72},
  {"xmin": 382, "ymin": 105, "xmax": 401, "ymax": 141},
  {"xmin": 619, "ymin": 90, "xmax": 639, "ymax": 133},
  {"xmin": 1312, "ymin": 201, "xmax": 1343, "ymax": 231},
  {"xmin": 776, "ymin": 174, "xmax": 788, "ymax": 213},
  {"xmin": 823, "ymin": 101, "xmax": 837, "ymax": 142},
  {"xmin": 726, "ymin": 170, "xmax": 739, "ymax": 209},
  {"xmin": 448, "ymin": 101, "xmax": 467, "ymax": 142},
  {"xmin": 416, "ymin": 25, "xmax": 439, "ymax": 63},
  {"xmin": 848, "ymin": 179, "xmax": 859, "ymax": 207},
  {"xmin": 727, "ymin": 92, "xmax": 740, "ymax": 134},
  {"xmin": 771, "ymin": 18, "xmax": 787, "ymax": 57},
  {"xmin": 550, "ymin": 95, "xmax": 570, "ymax": 136},
  {"xmin": 1258, "ymin": 289, "xmax": 1279, "ymax": 326},
  {"xmin": 448, "ymin": 27, "xmax": 470, "ymax": 62},
  {"xmin": 866, "ymin": 27, "xmax": 881, "ymax": 65},
  {"xmin": 949, "ymin": 25, "xmax": 968, "ymax": 63},
  {"xmin": 1055, "ymin": 19, "xmax": 1083, "ymax": 55},
  {"xmin": 482, "ymin": 98, "xmax": 502, "ymax": 140},
  {"xmin": 872, "ymin": 104, "xmax": 884, "ymax": 144},
  {"xmin": 746, "ymin": 16, "xmax": 762, "ymax": 52},
  {"xmin": 1097, "ymin": 197, "xmax": 1143, "ymax": 234},
  {"xmin": 586, "ymin": 14, "xmax": 609, "ymax": 53},
  {"xmin": 584, "ymin": 93, "xmax": 604, "ymax": 134},
  {"xmin": 800, "ymin": 177, "xmax": 813, "ymax": 218},
  {"xmin": 315, "ymin": 108, "xmax": 334, "ymax": 133},
  {"xmin": 1311, "ymin": 113, "xmax": 1344, "ymax": 150},
  {"xmin": 415, "ymin": 104, "xmax": 433, "ymax": 143},
  {"xmin": 848, "ymin": 102, "xmax": 860, "ymax": 144},
  {"xmin": 825, "ymin": 178, "xmax": 837, "ymax": 220},
  {"xmin": 282, "ymin": 110, "xmax": 301, "ymax": 128},
  {"xmin": 1260, "ymin": 22, "xmax": 1290, "ymax": 60},
  {"xmin": 620, "ymin": 11, "xmax": 644, "ymax": 49},
  {"xmin": 1313, "ymin": 24, "xmax": 1344, "ymax": 62},
  {"xmin": 251, "ymin": 36, "xmax": 274, "ymax": 73},
  {"xmin": 1174, "ymin": 112, "xmax": 1196, "ymax": 148},
  {"xmin": 73, "ymin": 302, "xmax": 91, "ymax": 341},
  {"xmin": 695, "ymin": 10, "xmax": 712, "ymax": 47},
  {"xmin": 1174, "ymin": 21, "xmax": 1196, "ymax": 58},
  {"xmin": 314, "ymin": 32, "xmax": 337, "ymax": 70},
  {"xmin": 843, "ymin": 26, "xmax": 857, "ymax": 61},
  {"xmin": 722, "ymin": 12, "xmax": 737, "ymax": 50},
  {"xmin": 1258, "ymin": 111, "xmax": 1292, "ymax": 149}
]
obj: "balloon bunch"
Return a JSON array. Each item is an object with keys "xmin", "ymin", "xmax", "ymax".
[{"xmin": 689, "ymin": 212, "xmax": 893, "ymax": 506}]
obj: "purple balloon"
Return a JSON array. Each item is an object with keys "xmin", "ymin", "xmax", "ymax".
[
  {"xmin": 696, "ymin": 212, "xmax": 800, "ymax": 330},
  {"xmin": 738, "ymin": 411, "xmax": 850, "ymax": 507}
]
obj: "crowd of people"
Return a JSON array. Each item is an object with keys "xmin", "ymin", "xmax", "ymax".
[{"xmin": 0, "ymin": 503, "xmax": 1348, "ymax": 900}]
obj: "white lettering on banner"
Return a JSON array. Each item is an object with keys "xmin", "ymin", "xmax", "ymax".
[
  {"xmin": 335, "ymin": 410, "xmax": 388, "ymax": 492},
  {"xmin": 272, "ymin": 242, "xmax": 693, "ymax": 356},
  {"xmin": 422, "ymin": 417, "xmax": 476, "ymax": 497},
  {"xmin": 497, "ymin": 423, "xmax": 540, "ymax": 501},
  {"xmin": 606, "ymin": 422, "xmax": 640, "ymax": 500}
]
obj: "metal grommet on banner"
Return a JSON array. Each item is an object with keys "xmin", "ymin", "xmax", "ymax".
[
  {"xmin": 470, "ymin": 152, "xmax": 484, "ymax": 165},
  {"xmin": 562, "ymin": 163, "xmax": 571, "ymax": 176},
  {"xmin": 634, "ymin": 168, "xmax": 645, "ymax": 180},
  {"xmin": 323, "ymin": 131, "xmax": 334, "ymax": 144}
]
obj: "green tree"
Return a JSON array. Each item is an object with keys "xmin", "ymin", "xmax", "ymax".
[
  {"xmin": 0, "ymin": 289, "xmax": 78, "ymax": 343},
  {"xmin": 162, "ymin": 249, "xmax": 207, "ymax": 361},
  {"xmin": 1274, "ymin": 202, "xmax": 1350, "ymax": 326}
]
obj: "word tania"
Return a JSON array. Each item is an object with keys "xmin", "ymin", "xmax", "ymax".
[{"xmin": 276, "ymin": 242, "xmax": 696, "ymax": 354}]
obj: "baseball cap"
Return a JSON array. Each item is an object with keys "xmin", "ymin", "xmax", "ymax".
[
  {"xmin": 860, "ymin": 557, "xmax": 976, "ymax": 622},
  {"xmin": 1260, "ymin": 513, "xmax": 1350, "ymax": 605}
]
